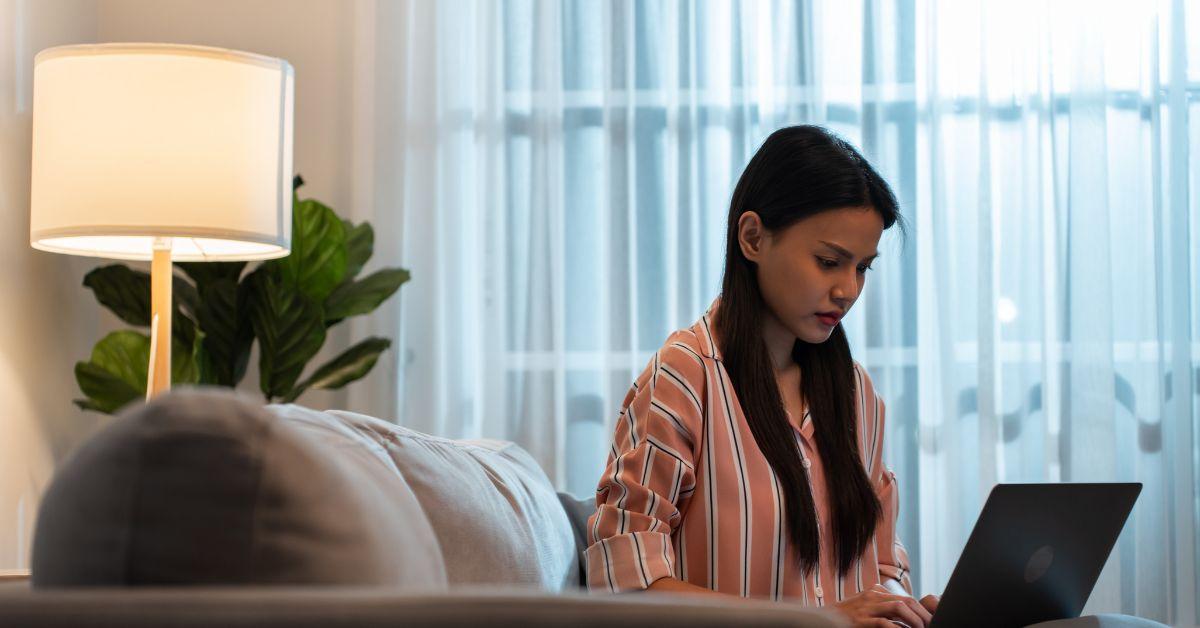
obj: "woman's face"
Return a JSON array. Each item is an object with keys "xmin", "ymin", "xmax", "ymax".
[{"xmin": 739, "ymin": 206, "xmax": 884, "ymax": 344}]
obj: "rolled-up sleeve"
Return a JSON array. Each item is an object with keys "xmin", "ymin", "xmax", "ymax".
[
  {"xmin": 870, "ymin": 395, "xmax": 913, "ymax": 594},
  {"xmin": 586, "ymin": 343, "xmax": 703, "ymax": 592}
]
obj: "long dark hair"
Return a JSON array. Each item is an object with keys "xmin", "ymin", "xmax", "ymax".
[{"xmin": 715, "ymin": 125, "xmax": 902, "ymax": 575}]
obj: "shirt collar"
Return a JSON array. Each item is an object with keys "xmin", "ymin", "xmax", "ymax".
[
  {"xmin": 696, "ymin": 296, "xmax": 815, "ymax": 439},
  {"xmin": 692, "ymin": 297, "xmax": 724, "ymax": 361}
]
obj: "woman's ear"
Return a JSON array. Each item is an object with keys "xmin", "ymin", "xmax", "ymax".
[{"xmin": 738, "ymin": 211, "xmax": 767, "ymax": 262}]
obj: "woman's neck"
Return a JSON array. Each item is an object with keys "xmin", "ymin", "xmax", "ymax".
[{"xmin": 761, "ymin": 311, "xmax": 797, "ymax": 372}]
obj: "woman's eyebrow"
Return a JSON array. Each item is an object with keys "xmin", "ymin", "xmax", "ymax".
[{"xmin": 818, "ymin": 240, "xmax": 879, "ymax": 262}]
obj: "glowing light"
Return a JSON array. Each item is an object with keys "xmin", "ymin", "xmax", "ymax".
[{"xmin": 997, "ymin": 297, "xmax": 1018, "ymax": 324}]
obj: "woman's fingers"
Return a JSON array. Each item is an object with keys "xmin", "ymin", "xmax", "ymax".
[
  {"xmin": 900, "ymin": 595, "xmax": 933, "ymax": 625},
  {"xmin": 874, "ymin": 599, "xmax": 925, "ymax": 628},
  {"xmin": 840, "ymin": 586, "xmax": 937, "ymax": 628},
  {"xmin": 863, "ymin": 587, "xmax": 930, "ymax": 627}
]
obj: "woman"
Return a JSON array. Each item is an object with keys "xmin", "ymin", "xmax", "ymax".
[{"xmin": 586, "ymin": 126, "xmax": 940, "ymax": 627}]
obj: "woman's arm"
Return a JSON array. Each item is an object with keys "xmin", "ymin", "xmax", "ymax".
[
  {"xmin": 646, "ymin": 577, "xmax": 735, "ymax": 598},
  {"xmin": 585, "ymin": 342, "xmax": 704, "ymax": 592}
]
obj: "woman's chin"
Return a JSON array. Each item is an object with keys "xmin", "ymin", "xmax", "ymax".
[{"xmin": 796, "ymin": 324, "xmax": 836, "ymax": 344}]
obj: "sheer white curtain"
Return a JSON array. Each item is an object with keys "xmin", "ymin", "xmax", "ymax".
[
  {"xmin": 359, "ymin": 0, "xmax": 1198, "ymax": 621},
  {"xmin": 910, "ymin": 0, "xmax": 1198, "ymax": 623}
]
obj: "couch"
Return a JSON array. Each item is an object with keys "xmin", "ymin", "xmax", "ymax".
[{"xmin": 0, "ymin": 389, "xmax": 1167, "ymax": 627}]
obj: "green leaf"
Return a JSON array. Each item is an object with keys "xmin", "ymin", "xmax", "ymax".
[
  {"xmin": 90, "ymin": 331, "xmax": 151, "ymax": 391},
  {"xmin": 285, "ymin": 337, "xmax": 391, "ymax": 402},
  {"xmin": 277, "ymin": 198, "xmax": 347, "ymax": 302},
  {"xmin": 172, "ymin": 337, "xmax": 199, "ymax": 385},
  {"xmin": 194, "ymin": 278, "xmax": 254, "ymax": 386},
  {"xmin": 173, "ymin": 275, "xmax": 200, "ymax": 319},
  {"xmin": 343, "ymin": 220, "xmax": 374, "ymax": 281},
  {"xmin": 73, "ymin": 330, "xmax": 197, "ymax": 413},
  {"xmin": 177, "ymin": 261, "xmax": 247, "ymax": 290},
  {"xmin": 83, "ymin": 265, "xmax": 151, "ymax": 326},
  {"xmin": 173, "ymin": 313, "xmax": 197, "ymax": 354},
  {"xmin": 324, "ymin": 268, "xmax": 409, "ymax": 324},
  {"xmin": 195, "ymin": 342, "xmax": 216, "ymax": 385},
  {"xmin": 246, "ymin": 268, "xmax": 327, "ymax": 400},
  {"xmin": 83, "ymin": 265, "xmax": 202, "ymax": 342},
  {"xmin": 74, "ymin": 361, "xmax": 141, "ymax": 414}
]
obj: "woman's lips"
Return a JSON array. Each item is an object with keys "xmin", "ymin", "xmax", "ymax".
[{"xmin": 816, "ymin": 313, "xmax": 841, "ymax": 327}]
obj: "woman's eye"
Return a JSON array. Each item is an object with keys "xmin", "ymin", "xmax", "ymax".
[
  {"xmin": 857, "ymin": 264, "xmax": 873, "ymax": 274},
  {"xmin": 817, "ymin": 257, "xmax": 838, "ymax": 269}
]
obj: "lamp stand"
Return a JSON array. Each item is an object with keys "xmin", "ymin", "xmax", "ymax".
[{"xmin": 148, "ymin": 237, "xmax": 172, "ymax": 398}]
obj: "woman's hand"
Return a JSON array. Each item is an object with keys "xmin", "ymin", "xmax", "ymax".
[
  {"xmin": 919, "ymin": 594, "xmax": 939, "ymax": 615},
  {"xmin": 831, "ymin": 584, "xmax": 933, "ymax": 627}
]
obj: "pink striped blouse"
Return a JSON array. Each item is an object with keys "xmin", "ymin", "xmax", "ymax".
[{"xmin": 586, "ymin": 300, "xmax": 912, "ymax": 606}]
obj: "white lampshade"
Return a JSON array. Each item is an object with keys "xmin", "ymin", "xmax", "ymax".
[{"xmin": 29, "ymin": 43, "xmax": 294, "ymax": 261}]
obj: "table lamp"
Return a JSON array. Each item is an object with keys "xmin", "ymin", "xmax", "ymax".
[{"xmin": 29, "ymin": 43, "xmax": 294, "ymax": 398}]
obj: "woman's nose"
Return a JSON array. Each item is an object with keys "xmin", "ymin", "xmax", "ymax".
[{"xmin": 831, "ymin": 273, "xmax": 858, "ymax": 307}]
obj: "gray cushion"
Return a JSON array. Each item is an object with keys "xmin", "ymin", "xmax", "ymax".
[
  {"xmin": 324, "ymin": 409, "xmax": 578, "ymax": 590},
  {"xmin": 556, "ymin": 492, "xmax": 596, "ymax": 588},
  {"xmin": 31, "ymin": 388, "xmax": 446, "ymax": 589}
]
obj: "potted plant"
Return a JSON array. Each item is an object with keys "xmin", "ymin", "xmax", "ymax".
[{"xmin": 73, "ymin": 176, "xmax": 408, "ymax": 412}]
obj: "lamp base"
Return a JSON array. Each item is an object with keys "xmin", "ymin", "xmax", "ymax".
[{"xmin": 147, "ymin": 238, "xmax": 172, "ymax": 398}]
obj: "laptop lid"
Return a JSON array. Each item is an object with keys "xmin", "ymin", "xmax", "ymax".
[{"xmin": 929, "ymin": 482, "xmax": 1142, "ymax": 628}]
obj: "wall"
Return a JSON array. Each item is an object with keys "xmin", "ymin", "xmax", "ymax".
[
  {"xmin": 0, "ymin": 0, "xmax": 102, "ymax": 571},
  {"xmin": 0, "ymin": 0, "xmax": 383, "ymax": 569}
]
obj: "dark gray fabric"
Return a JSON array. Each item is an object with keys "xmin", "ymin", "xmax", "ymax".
[
  {"xmin": 0, "ymin": 586, "xmax": 1166, "ymax": 627},
  {"xmin": 555, "ymin": 492, "xmax": 596, "ymax": 588},
  {"xmin": 0, "ymin": 588, "xmax": 847, "ymax": 627},
  {"xmin": 1027, "ymin": 614, "xmax": 1169, "ymax": 627},
  {"xmin": 31, "ymin": 388, "xmax": 446, "ymax": 589}
]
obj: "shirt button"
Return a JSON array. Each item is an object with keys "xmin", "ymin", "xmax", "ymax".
[
  {"xmin": 802, "ymin": 458, "xmax": 812, "ymax": 469},
  {"xmin": 814, "ymin": 586, "xmax": 824, "ymax": 598}
]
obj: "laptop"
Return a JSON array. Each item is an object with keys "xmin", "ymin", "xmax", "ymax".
[{"xmin": 928, "ymin": 482, "xmax": 1142, "ymax": 628}]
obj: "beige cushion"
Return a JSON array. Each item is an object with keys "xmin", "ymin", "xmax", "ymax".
[
  {"xmin": 264, "ymin": 403, "xmax": 450, "ymax": 587},
  {"xmin": 326, "ymin": 410, "xmax": 578, "ymax": 590}
]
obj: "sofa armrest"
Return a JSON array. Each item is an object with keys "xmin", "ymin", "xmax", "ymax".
[{"xmin": 0, "ymin": 587, "xmax": 845, "ymax": 628}]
